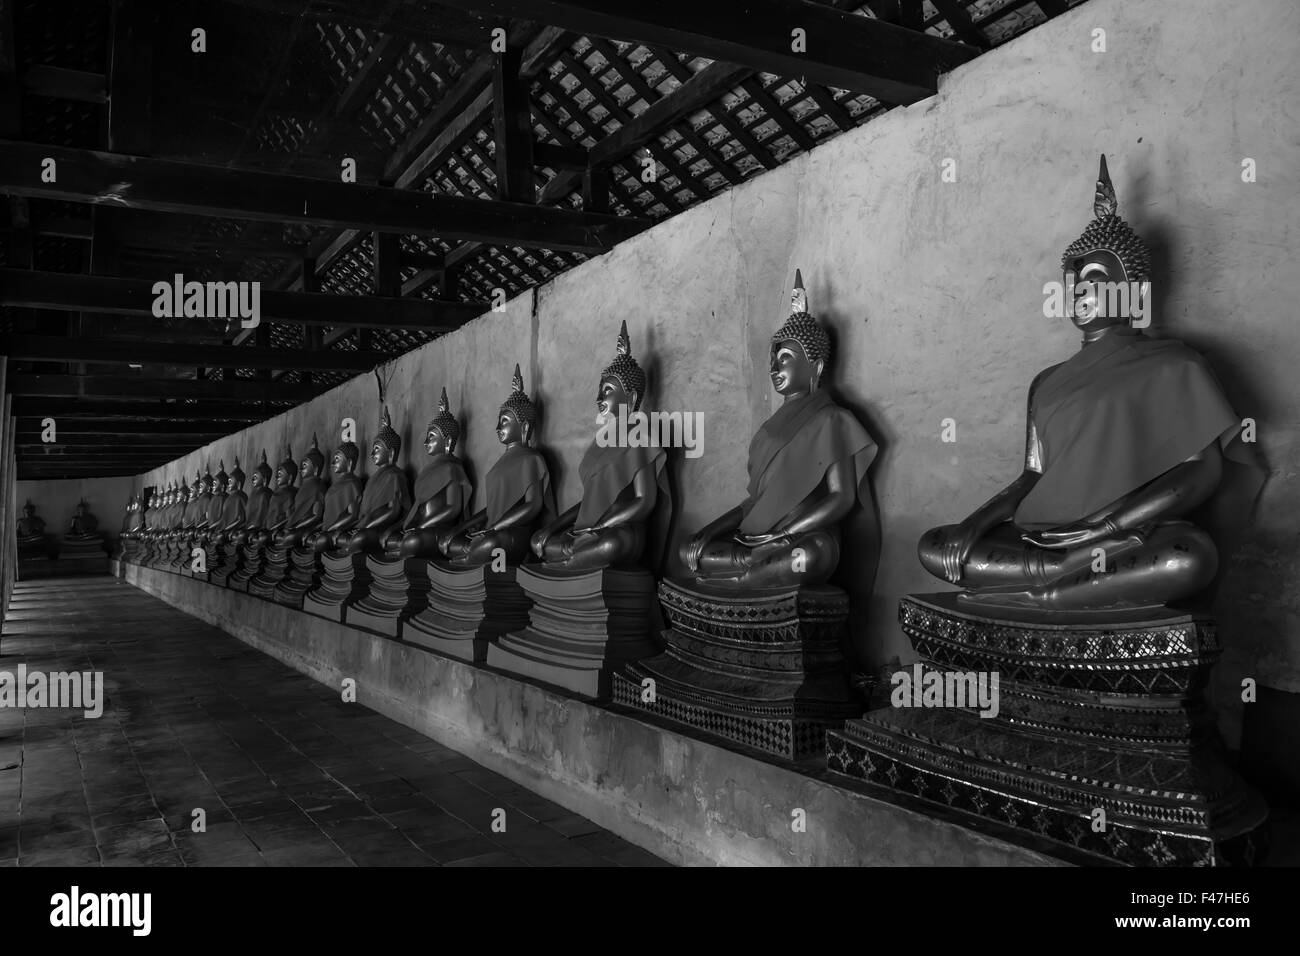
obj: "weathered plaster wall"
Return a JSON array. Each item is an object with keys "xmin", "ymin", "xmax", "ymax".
[
  {"xmin": 135, "ymin": 0, "xmax": 1300, "ymax": 744},
  {"xmin": 16, "ymin": 476, "xmax": 135, "ymax": 549}
]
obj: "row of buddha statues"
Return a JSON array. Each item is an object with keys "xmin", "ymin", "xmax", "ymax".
[
  {"xmin": 113, "ymin": 156, "xmax": 1266, "ymax": 865},
  {"xmin": 16, "ymin": 499, "xmax": 108, "ymax": 561}
]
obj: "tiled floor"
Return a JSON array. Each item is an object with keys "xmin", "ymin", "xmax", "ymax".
[{"xmin": 0, "ymin": 577, "xmax": 667, "ymax": 867}]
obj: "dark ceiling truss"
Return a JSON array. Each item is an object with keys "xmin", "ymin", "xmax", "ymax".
[{"xmin": 2, "ymin": 0, "xmax": 1085, "ymax": 478}]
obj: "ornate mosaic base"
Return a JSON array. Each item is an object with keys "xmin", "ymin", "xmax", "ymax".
[
  {"xmin": 347, "ymin": 557, "xmax": 432, "ymax": 638},
  {"xmin": 272, "ymin": 548, "xmax": 322, "ymax": 610},
  {"xmin": 488, "ymin": 566, "xmax": 658, "ymax": 700},
  {"xmin": 402, "ymin": 563, "xmax": 531, "ymax": 663},
  {"xmin": 303, "ymin": 551, "xmax": 372, "ymax": 622},
  {"xmin": 612, "ymin": 579, "xmax": 861, "ymax": 761},
  {"xmin": 248, "ymin": 545, "xmax": 291, "ymax": 599},
  {"xmin": 825, "ymin": 593, "xmax": 1269, "ymax": 866}
]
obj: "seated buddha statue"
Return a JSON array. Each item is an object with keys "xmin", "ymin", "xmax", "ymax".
[
  {"xmin": 250, "ymin": 448, "xmax": 298, "ymax": 549},
  {"xmin": 307, "ymin": 442, "xmax": 365, "ymax": 553},
  {"xmin": 442, "ymin": 365, "xmax": 553, "ymax": 567},
  {"xmin": 682, "ymin": 272, "xmax": 877, "ymax": 588},
  {"xmin": 531, "ymin": 322, "xmax": 665, "ymax": 571},
  {"xmin": 385, "ymin": 389, "xmax": 471, "ymax": 558},
  {"xmin": 337, "ymin": 407, "xmax": 412, "ymax": 555},
  {"xmin": 230, "ymin": 452, "xmax": 273, "ymax": 548},
  {"xmin": 211, "ymin": 459, "xmax": 248, "ymax": 548},
  {"xmin": 273, "ymin": 435, "xmax": 327, "ymax": 549},
  {"xmin": 918, "ymin": 155, "xmax": 1258, "ymax": 611},
  {"xmin": 16, "ymin": 501, "xmax": 47, "ymax": 557},
  {"xmin": 190, "ymin": 465, "xmax": 216, "ymax": 539},
  {"xmin": 169, "ymin": 479, "xmax": 195, "ymax": 545},
  {"xmin": 62, "ymin": 500, "xmax": 105, "ymax": 553},
  {"xmin": 197, "ymin": 461, "xmax": 229, "ymax": 548}
]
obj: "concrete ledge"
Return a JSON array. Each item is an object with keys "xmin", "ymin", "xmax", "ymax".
[{"xmin": 116, "ymin": 559, "xmax": 1062, "ymax": 867}]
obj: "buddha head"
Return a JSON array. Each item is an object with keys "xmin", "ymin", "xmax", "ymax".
[
  {"xmin": 498, "ymin": 364, "xmax": 539, "ymax": 447},
  {"xmin": 275, "ymin": 446, "xmax": 298, "ymax": 490},
  {"xmin": 372, "ymin": 407, "xmax": 401, "ymax": 467},
  {"xmin": 75, "ymin": 499, "xmax": 88, "ymax": 517},
  {"xmin": 23, "ymin": 500, "xmax": 35, "ymax": 518},
  {"xmin": 252, "ymin": 450, "xmax": 272, "ymax": 492},
  {"xmin": 228, "ymin": 458, "xmax": 245, "ymax": 493},
  {"xmin": 427, "ymin": 388, "xmax": 460, "ymax": 456},
  {"xmin": 193, "ymin": 468, "xmax": 206, "ymax": 496},
  {"xmin": 596, "ymin": 321, "xmax": 646, "ymax": 423},
  {"xmin": 332, "ymin": 442, "xmax": 359, "ymax": 476},
  {"xmin": 214, "ymin": 461, "xmax": 229, "ymax": 494},
  {"xmin": 179, "ymin": 481, "xmax": 190, "ymax": 504},
  {"xmin": 1062, "ymin": 155, "xmax": 1151, "ymax": 330},
  {"xmin": 770, "ymin": 270, "xmax": 829, "ymax": 398},
  {"xmin": 301, "ymin": 433, "xmax": 325, "ymax": 480}
]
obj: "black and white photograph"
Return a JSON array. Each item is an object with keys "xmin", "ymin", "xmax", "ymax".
[{"xmin": 0, "ymin": 0, "xmax": 1295, "ymax": 935}]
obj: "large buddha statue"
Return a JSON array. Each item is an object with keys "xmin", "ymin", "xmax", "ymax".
[
  {"xmin": 682, "ymin": 272, "xmax": 877, "ymax": 588},
  {"xmin": 442, "ymin": 365, "xmax": 553, "ymax": 566},
  {"xmin": 336, "ymin": 408, "xmax": 411, "ymax": 555},
  {"xmin": 917, "ymin": 156, "xmax": 1258, "ymax": 611},
  {"xmin": 273, "ymin": 435, "xmax": 327, "ymax": 549},
  {"xmin": 61, "ymin": 499, "xmax": 106, "ymax": 558},
  {"xmin": 306, "ymin": 442, "xmax": 364, "ymax": 552},
  {"xmin": 387, "ymin": 389, "xmax": 471, "ymax": 557},
  {"xmin": 530, "ymin": 322, "xmax": 665, "ymax": 570},
  {"xmin": 16, "ymin": 500, "xmax": 47, "ymax": 558},
  {"xmin": 230, "ymin": 452, "xmax": 273, "ymax": 548},
  {"xmin": 251, "ymin": 447, "xmax": 298, "ymax": 549}
]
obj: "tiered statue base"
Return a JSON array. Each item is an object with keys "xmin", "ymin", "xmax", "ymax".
[
  {"xmin": 207, "ymin": 544, "xmax": 244, "ymax": 588},
  {"xmin": 347, "ymin": 556, "xmax": 432, "ymax": 638},
  {"xmin": 487, "ymin": 566, "xmax": 659, "ymax": 700},
  {"xmin": 824, "ymin": 593, "xmax": 1269, "ymax": 867},
  {"xmin": 612, "ymin": 579, "xmax": 861, "ymax": 761},
  {"xmin": 59, "ymin": 539, "xmax": 106, "ymax": 559},
  {"xmin": 302, "ymin": 551, "xmax": 371, "ymax": 622},
  {"xmin": 248, "ymin": 545, "xmax": 291, "ymax": 599},
  {"xmin": 226, "ymin": 545, "xmax": 265, "ymax": 592},
  {"xmin": 119, "ymin": 539, "xmax": 145, "ymax": 564},
  {"xmin": 272, "ymin": 548, "xmax": 322, "ymax": 610},
  {"xmin": 401, "ymin": 563, "xmax": 531, "ymax": 663}
]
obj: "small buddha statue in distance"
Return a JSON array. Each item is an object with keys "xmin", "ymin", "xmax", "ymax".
[
  {"xmin": 442, "ymin": 365, "xmax": 553, "ymax": 567},
  {"xmin": 531, "ymin": 321, "xmax": 665, "ymax": 570},
  {"xmin": 307, "ymin": 442, "xmax": 365, "ymax": 553},
  {"xmin": 211, "ymin": 458, "xmax": 248, "ymax": 548},
  {"xmin": 65, "ymin": 499, "xmax": 102, "ymax": 541},
  {"xmin": 230, "ymin": 451, "xmax": 273, "ymax": 548},
  {"xmin": 917, "ymin": 155, "xmax": 1260, "ymax": 611},
  {"xmin": 274, "ymin": 434, "xmax": 328, "ymax": 549},
  {"xmin": 17, "ymin": 500, "xmax": 46, "ymax": 555},
  {"xmin": 251, "ymin": 447, "xmax": 298, "ymax": 549},
  {"xmin": 682, "ymin": 271, "xmax": 877, "ymax": 588},
  {"xmin": 386, "ymin": 388, "xmax": 472, "ymax": 558},
  {"xmin": 337, "ymin": 406, "xmax": 412, "ymax": 555}
]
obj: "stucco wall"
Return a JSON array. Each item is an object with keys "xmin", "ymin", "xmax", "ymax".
[
  {"xmin": 134, "ymin": 0, "xmax": 1300, "ymax": 743},
  {"xmin": 16, "ymin": 476, "xmax": 135, "ymax": 549}
]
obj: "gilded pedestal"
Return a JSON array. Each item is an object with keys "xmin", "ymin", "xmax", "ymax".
[
  {"xmin": 272, "ymin": 548, "xmax": 322, "ymax": 610},
  {"xmin": 401, "ymin": 563, "xmax": 531, "ymax": 663},
  {"xmin": 612, "ymin": 579, "xmax": 861, "ymax": 761},
  {"xmin": 302, "ymin": 551, "xmax": 371, "ymax": 622},
  {"xmin": 488, "ymin": 566, "xmax": 658, "ymax": 700},
  {"xmin": 346, "ymin": 556, "xmax": 432, "ymax": 637},
  {"xmin": 248, "ymin": 544, "xmax": 291, "ymax": 599},
  {"xmin": 824, "ymin": 594, "xmax": 1268, "ymax": 866}
]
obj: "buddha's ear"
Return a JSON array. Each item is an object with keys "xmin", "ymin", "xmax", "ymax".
[
  {"xmin": 628, "ymin": 389, "xmax": 641, "ymax": 413},
  {"xmin": 812, "ymin": 359, "xmax": 825, "ymax": 390}
]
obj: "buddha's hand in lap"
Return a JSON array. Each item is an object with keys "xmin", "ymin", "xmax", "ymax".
[
  {"xmin": 1022, "ymin": 520, "xmax": 1130, "ymax": 549},
  {"xmin": 940, "ymin": 517, "xmax": 987, "ymax": 585}
]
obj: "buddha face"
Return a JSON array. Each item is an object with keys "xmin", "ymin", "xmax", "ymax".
[
  {"xmin": 23, "ymin": 505, "xmax": 34, "ymax": 517},
  {"xmin": 1068, "ymin": 251, "xmax": 1134, "ymax": 329},
  {"xmin": 497, "ymin": 409, "xmax": 525, "ymax": 446},
  {"xmin": 596, "ymin": 375, "xmax": 634, "ymax": 424},
  {"xmin": 274, "ymin": 465, "xmax": 289, "ymax": 489},
  {"xmin": 331, "ymin": 450, "xmax": 348, "ymax": 475},
  {"xmin": 300, "ymin": 456, "xmax": 318, "ymax": 479},
  {"xmin": 226, "ymin": 476, "xmax": 241, "ymax": 494},
  {"xmin": 770, "ymin": 339, "xmax": 819, "ymax": 397},
  {"xmin": 371, "ymin": 439, "xmax": 394, "ymax": 467},
  {"xmin": 250, "ymin": 471, "xmax": 266, "ymax": 491},
  {"xmin": 425, "ymin": 426, "xmax": 448, "ymax": 456}
]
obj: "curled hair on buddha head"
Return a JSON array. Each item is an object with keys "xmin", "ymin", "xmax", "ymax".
[
  {"xmin": 770, "ymin": 269, "xmax": 830, "ymax": 389},
  {"xmin": 1061, "ymin": 154, "xmax": 1152, "ymax": 285},
  {"xmin": 337, "ymin": 441, "xmax": 360, "ymax": 469},
  {"xmin": 304, "ymin": 433, "xmax": 325, "ymax": 473},
  {"xmin": 255, "ymin": 449, "xmax": 273, "ymax": 483},
  {"xmin": 230, "ymin": 456, "xmax": 245, "ymax": 485},
  {"xmin": 376, "ymin": 405, "xmax": 401, "ymax": 458},
  {"xmin": 500, "ymin": 364, "xmax": 540, "ymax": 440},
  {"xmin": 215, "ymin": 460, "xmax": 228, "ymax": 487},
  {"xmin": 428, "ymin": 388, "xmax": 461, "ymax": 454},
  {"xmin": 600, "ymin": 320, "xmax": 647, "ymax": 412}
]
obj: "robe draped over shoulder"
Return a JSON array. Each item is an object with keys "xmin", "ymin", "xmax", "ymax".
[
  {"xmin": 484, "ymin": 444, "xmax": 553, "ymax": 526},
  {"xmin": 322, "ymin": 475, "xmax": 363, "ymax": 525},
  {"xmin": 405, "ymin": 454, "xmax": 471, "ymax": 525},
  {"xmin": 286, "ymin": 476, "xmax": 326, "ymax": 524},
  {"xmin": 358, "ymin": 464, "xmax": 411, "ymax": 518}
]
